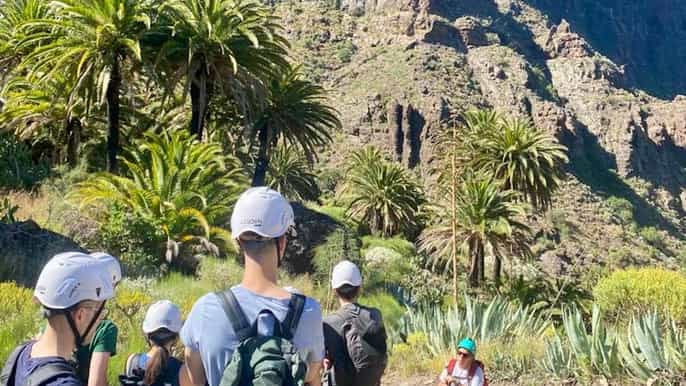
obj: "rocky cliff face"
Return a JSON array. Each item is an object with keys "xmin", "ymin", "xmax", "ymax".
[{"xmin": 277, "ymin": 0, "xmax": 686, "ymax": 271}]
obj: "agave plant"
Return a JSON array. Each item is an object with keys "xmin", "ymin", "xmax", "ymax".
[
  {"xmin": 620, "ymin": 311, "xmax": 686, "ymax": 382},
  {"xmin": 393, "ymin": 296, "xmax": 551, "ymax": 357},
  {"xmin": 542, "ymin": 333, "xmax": 575, "ymax": 380},
  {"xmin": 70, "ymin": 129, "xmax": 247, "ymax": 263},
  {"xmin": 561, "ymin": 305, "xmax": 622, "ymax": 379}
]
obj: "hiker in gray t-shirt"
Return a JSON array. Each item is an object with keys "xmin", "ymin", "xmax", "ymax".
[
  {"xmin": 322, "ymin": 261, "xmax": 387, "ymax": 386},
  {"xmin": 181, "ymin": 188, "xmax": 325, "ymax": 386}
]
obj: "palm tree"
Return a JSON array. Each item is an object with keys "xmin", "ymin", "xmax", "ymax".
[
  {"xmin": 467, "ymin": 112, "xmax": 568, "ymax": 210},
  {"xmin": 70, "ymin": 129, "xmax": 247, "ymax": 264},
  {"xmin": 0, "ymin": 75, "xmax": 86, "ymax": 166},
  {"xmin": 420, "ymin": 174, "xmax": 531, "ymax": 287},
  {"xmin": 342, "ymin": 147, "xmax": 425, "ymax": 238},
  {"xmin": 154, "ymin": 0, "xmax": 290, "ymax": 140},
  {"xmin": 266, "ymin": 143, "xmax": 320, "ymax": 202},
  {"xmin": 251, "ymin": 65, "xmax": 339, "ymax": 186},
  {"xmin": 0, "ymin": 0, "xmax": 51, "ymax": 68},
  {"xmin": 20, "ymin": 0, "xmax": 151, "ymax": 173}
]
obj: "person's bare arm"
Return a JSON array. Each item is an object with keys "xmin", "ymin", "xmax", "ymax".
[
  {"xmin": 305, "ymin": 361, "xmax": 322, "ymax": 386},
  {"xmin": 184, "ymin": 348, "xmax": 207, "ymax": 386},
  {"xmin": 88, "ymin": 352, "xmax": 110, "ymax": 386}
]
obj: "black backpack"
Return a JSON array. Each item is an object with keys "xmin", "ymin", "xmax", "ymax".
[
  {"xmin": 328, "ymin": 305, "xmax": 387, "ymax": 386},
  {"xmin": 1, "ymin": 343, "xmax": 76, "ymax": 386},
  {"xmin": 118, "ymin": 354, "xmax": 182, "ymax": 386}
]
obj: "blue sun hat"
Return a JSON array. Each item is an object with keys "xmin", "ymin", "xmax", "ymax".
[{"xmin": 457, "ymin": 338, "xmax": 477, "ymax": 355}]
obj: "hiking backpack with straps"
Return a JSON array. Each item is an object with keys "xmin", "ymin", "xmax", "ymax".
[
  {"xmin": 118, "ymin": 353, "xmax": 182, "ymax": 386},
  {"xmin": 216, "ymin": 290, "xmax": 308, "ymax": 386},
  {"xmin": 1, "ymin": 343, "xmax": 76, "ymax": 386},
  {"xmin": 446, "ymin": 358, "xmax": 488, "ymax": 386},
  {"xmin": 330, "ymin": 305, "xmax": 387, "ymax": 386}
]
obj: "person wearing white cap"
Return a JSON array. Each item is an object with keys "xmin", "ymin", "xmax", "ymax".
[
  {"xmin": 0, "ymin": 252, "xmax": 114, "ymax": 386},
  {"xmin": 122, "ymin": 301, "xmax": 184, "ymax": 386},
  {"xmin": 75, "ymin": 252, "xmax": 122, "ymax": 386},
  {"xmin": 322, "ymin": 260, "xmax": 388, "ymax": 386},
  {"xmin": 181, "ymin": 187, "xmax": 325, "ymax": 386}
]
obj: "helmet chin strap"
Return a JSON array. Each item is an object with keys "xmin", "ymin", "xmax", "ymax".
[
  {"xmin": 274, "ymin": 238, "xmax": 282, "ymax": 268},
  {"xmin": 64, "ymin": 302, "xmax": 106, "ymax": 353}
]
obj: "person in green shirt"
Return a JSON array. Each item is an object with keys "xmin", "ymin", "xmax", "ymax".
[{"xmin": 75, "ymin": 252, "xmax": 122, "ymax": 386}]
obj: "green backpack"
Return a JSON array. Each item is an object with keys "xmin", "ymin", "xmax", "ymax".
[{"xmin": 216, "ymin": 290, "xmax": 308, "ymax": 386}]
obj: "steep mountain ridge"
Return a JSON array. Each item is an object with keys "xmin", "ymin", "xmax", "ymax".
[{"xmin": 276, "ymin": 0, "xmax": 686, "ymax": 273}]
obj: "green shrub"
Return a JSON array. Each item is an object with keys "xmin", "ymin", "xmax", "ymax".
[
  {"xmin": 593, "ymin": 268, "xmax": 686, "ymax": 323},
  {"xmin": 361, "ymin": 236, "xmax": 416, "ymax": 258},
  {"xmin": 0, "ymin": 133, "xmax": 49, "ymax": 189},
  {"xmin": 0, "ymin": 282, "xmax": 36, "ymax": 322},
  {"xmin": 359, "ymin": 291, "xmax": 405, "ymax": 330},
  {"xmin": 70, "ymin": 130, "xmax": 247, "ymax": 271},
  {"xmin": 606, "ymin": 196, "xmax": 634, "ymax": 226},
  {"xmin": 336, "ymin": 41, "xmax": 356, "ymax": 63},
  {"xmin": 638, "ymin": 226, "xmax": 666, "ymax": 250},
  {"xmin": 197, "ymin": 257, "xmax": 243, "ymax": 291},
  {"xmin": 93, "ymin": 205, "xmax": 163, "ymax": 277}
]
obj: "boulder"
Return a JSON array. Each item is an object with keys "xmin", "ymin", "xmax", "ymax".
[
  {"xmin": 283, "ymin": 203, "xmax": 357, "ymax": 275},
  {"xmin": 0, "ymin": 220, "xmax": 87, "ymax": 286}
]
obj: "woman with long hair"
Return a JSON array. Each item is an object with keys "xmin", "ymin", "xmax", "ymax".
[{"xmin": 124, "ymin": 300, "xmax": 184, "ymax": 386}]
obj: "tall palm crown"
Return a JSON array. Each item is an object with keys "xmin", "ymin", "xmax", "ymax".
[
  {"xmin": 265, "ymin": 143, "xmax": 320, "ymax": 202},
  {"xmin": 19, "ymin": 0, "xmax": 152, "ymax": 172},
  {"xmin": 342, "ymin": 147, "xmax": 425, "ymax": 238},
  {"xmin": 420, "ymin": 174, "xmax": 531, "ymax": 287},
  {"xmin": 154, "ymin": 0, "xmax": 291, "ymax": 139},
  {"xmin": 251, "ymin": 65, "xmax": 339, "ymax": 186},
  {"xmin": 465, "ymin": 112, "xmax": 568, "ymax": 210}
]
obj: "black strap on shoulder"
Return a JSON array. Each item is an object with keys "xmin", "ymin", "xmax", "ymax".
[
  {"xmin": 280, "ymin": 294, "xmax": 306, "ymax": 340},
  {"xmin": 216, "ymin": 290, "xmax": 253, "ymax": 341},
  {"xmin": 1, "ymin": 343, "xmax": 29, "ymax": 386},
  {"xmin": 25, "ymin": 362, "xmax": 75, "ymax": 386}
]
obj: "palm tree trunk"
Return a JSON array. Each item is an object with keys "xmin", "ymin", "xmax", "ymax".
[
  {"xmin": 478, "ymin": 243, "xmax": 485, "ymax": 285},
  {"xmin": 493, "ymin": 254, "xmax": 501, "ymax": 287},
  {"xmin": 469, "ymin": 241, "xmax": 479, "ymax": 287},
  {"xmin": 190, "ymin": 65, "xmax": 211, "ymax": 141},
  {"xmin": 66, "ymin": 118, "xmax": 80, "ymax": 168},
  {"xmin": 252, "ymin": 125, "xmax": 269, "ymax": 186},
  {"xmin": 106, "ymin": 56, "xmax": 121, "ymax": 174}
]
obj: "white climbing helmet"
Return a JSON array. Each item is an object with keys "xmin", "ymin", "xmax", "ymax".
[
  {"xmin": 90, "ymin": 252, "xmax": 122, "ymax": 285},
  {"xmin": 34, "ymin": 252, "xmax": 114, "ymax": 310},
  {"xmin": 142, "ymin": 300, "xmax": 183, "ymax": 334},
  {"xmin": 230, "ymin": 187, "xmax": 295, "ymax": 239}
]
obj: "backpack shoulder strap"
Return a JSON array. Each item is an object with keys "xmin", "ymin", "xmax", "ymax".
[
  {"xmin": 468, "ymin": 360, "xmax": 484, "ymax": 379},
  {"xmin": 216, "ymin": 290, "xmax": 253, "ymax": 341},
  {"xmin": 446, "ymin": 358, "xmax": 457, "ymax": 376},
  {"xmin": 280, "ymin": 294, "xmax": 306, "ymax": 340},
  {"xmin": 25, "ymin": 362, "xmax": 75, "ymax": 386},
  {"xmin": 1, "ymin": 343, "xmax": 29, "ymax": 386}
]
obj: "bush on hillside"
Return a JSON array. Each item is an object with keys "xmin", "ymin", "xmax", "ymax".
[
  {"xmin": 0, "ymin": 133, "xmax": 49, "ymax": 189},
  {"xmin": 70, "ymin": 130, "xmax": 247, "ymax": 272},
  {"xmin": 0, "ymin": 282, "xmax": 35, "ymax": 321},
  {"xmin": 593, "ymin": 268, "xmax": 686, "ymax": 323},
  {"xmin": 606, "ymin": 196, "xmax": 634, "ymax": 226},
  {"xmin": 361, "ymin": 236, "xmax": 416, "ymax": 258}
]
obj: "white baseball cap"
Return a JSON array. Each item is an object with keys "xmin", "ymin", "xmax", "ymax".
[
  {"xmin": 142, "ymin": 300, "xmax": 183, "ymax": 334},
  {"xmin": 230, "ymin": 187, "xmax": 295, "ymax": 239},
  {"xmin": 35, "ymin": 252, "xmax": 114, "ymax": 309},
  {"xmin": 331, "ymin": 260, "xmax": 362, "ymax": 289}
]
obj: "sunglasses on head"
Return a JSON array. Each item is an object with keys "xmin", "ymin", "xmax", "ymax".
[{"xmin": 457, "ymin": 350, "xmax": 471, "ymax": 357}]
